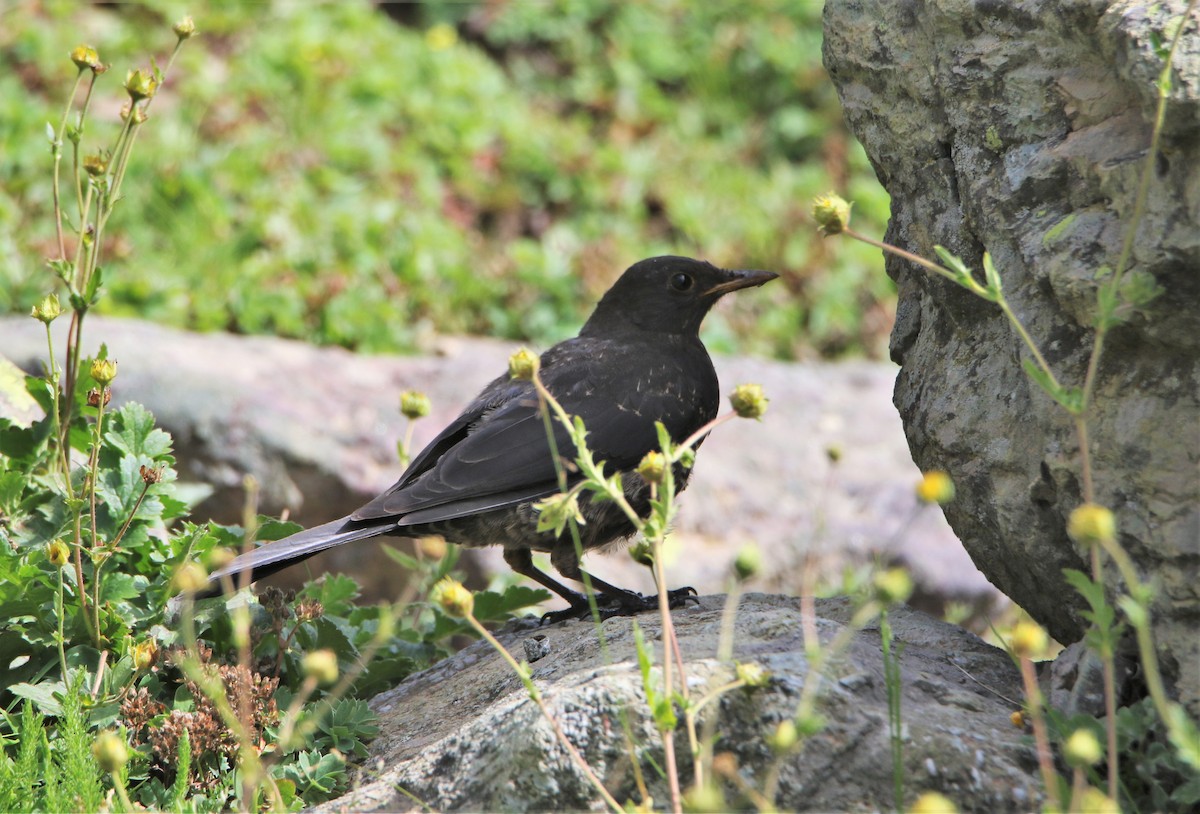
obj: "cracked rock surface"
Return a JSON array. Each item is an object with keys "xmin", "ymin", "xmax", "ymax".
[
  {"xmin": 317, "ymin": 594, "xmax": 1038, "ymax": 813},
  {"xmin": 824, "ymin": 0, "xmax": 1200, "ymax": 713}
]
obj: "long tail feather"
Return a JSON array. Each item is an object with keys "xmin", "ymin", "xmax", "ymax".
[{"xmin": 207, "ymin": 516, "xmax": 392, "ymax": 589}]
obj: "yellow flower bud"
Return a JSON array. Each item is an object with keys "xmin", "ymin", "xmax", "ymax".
[
  {"xmin": 302, "ymin": 649, "xmax": 340, "ymax": 686},
  {"xmin": 173, "ymin": 16, "xmax": 196, "ymax": 40},
  {"xmin": 400, "ymin": 390, "xmax": 432, "ymax": 420},
  {"xmin": 636, "ymin": 450, "xmax": 666, "ymax": 485},
  {"xmin": 124, "ymin": 68, "xmax": 157, "ymax": 102},
  {"xmin": 1064, "ymin": 728, "xmax": 1103, "ymax": 768},
  {"xmin": 30, "ymin": 293, "xmax": 62, "ymax": 324},
  {"xmin": 681, "ymin": 782, "xmax": 725, "ymax": 813},
  {"xmin": 735, "ymin": 662, "xmax": 769, "ymax": 688},
  {"xmin": 92, "ymin": 730, "xmax": 129, "ymax": 773},
  {"xmin": 508, "ymin": 348, "xmax": 539, "ymax": 381},
  {"xmin": 729, "ymin": 383, "xmax": 768, "ymax": 419},
  {"xmin": 46, "ymin": 539, "xmax": 70, "ymax": 568},
  {"xmin": 171, "ymin": 561, "xmax": 208, "ymax": 594},
  {"xmin": 1067, "ymin": 503, "xmax": 1116, "ymax": 546},
  {"xmin": 90, "ymin": 358, "xmax": 118, "ymax": 386},
  {"xmin": 133, "ymin": 639, "xmax": 158, "ymax": 671},
  {"xmin": 430, "ymin": 578, "xmax": 474, "ymax": 619},
  {"xmin": 1009, "ymin": 620, "xmax": 1049, "ymax": 659},
  {"xmin": 1010, "ymin": 710, "xmax": 1025, "ymax": 728},
  {"xmin": 70, "ymin": 45, "xmax": 102, "ymax": 72},
  {"xmin": 768, "ymin": 719, "xmax": 798, "ymax": 753},
  {"xmin": 418, "ymin": 535, "xmax": 448, "ymax": 559},
  {"xmin": 812, "ymin": 192, "xmax": 853, "ymax": 236},
  {"xmin": 873, "ymin": 567, "xmax": 914, "ymax": 605},
  {"xmin": 916, "ymin": 470, "xmax": 956, "ymax": 505},
  {"xmin": 82, "ymin": 153, "xmax": 108, "ymax": 177},
  {"xmin": 1074, "ymin": 788, "xmax": 1119, "ymax": 813},
  {"xmin": 425, "ymin": 23, "xmax": 458, "ymax": 51},
  {"xmin": 908, "ymin": 791, "xmax": 958, "ymax": 813}
]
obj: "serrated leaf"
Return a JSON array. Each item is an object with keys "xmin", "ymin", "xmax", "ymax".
[
  {"xmin": 471, "ymin": 585, "xmax": 552, "ymax": 621},
  {"xmin": 105, "ymin": 402, "xmax": 173, "ymax": 459}
]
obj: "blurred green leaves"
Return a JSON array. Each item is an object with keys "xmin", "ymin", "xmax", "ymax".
[{"xmin": 2, "ymin": 0, "xmax": 892, "ymax": 358}]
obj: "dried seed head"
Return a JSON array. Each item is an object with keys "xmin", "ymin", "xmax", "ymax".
[{"xmin": 729, "ymin": 383, "xmax": 767, "ymax": 419}]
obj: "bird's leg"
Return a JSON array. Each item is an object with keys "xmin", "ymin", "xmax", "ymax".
[
  {"xmin": 549, "ymin": 544, "xmax": 699, "ymax": 619},
  {"xmin": 502, "ymin": 547, "xmax": 588, "ymax": 608}
]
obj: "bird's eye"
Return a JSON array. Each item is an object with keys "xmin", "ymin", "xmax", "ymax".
[{"xmin": 670, "ymin": 272, "xmax": 694, "ymax": 291}]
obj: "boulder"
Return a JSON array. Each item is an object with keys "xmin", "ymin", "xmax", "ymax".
[
  {"xmin": 318, "ymin": 594, "xmax": 1040, "ymax": 813},
  {"xmin": 823, "ymin": 0, "xmax": 1200, "ymax": 711}
]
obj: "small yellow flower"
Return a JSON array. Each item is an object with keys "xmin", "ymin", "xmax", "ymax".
[
  {"xmin": 92, "ymin": 730, "xmax": 129, "ymax": 773},
  {"xmin": 873, "ymin": 567, "xmax": 914, "ymax": 605},
  {"xmin": 124, "ymin": 68, "xmax": 158, "ymax": 102},
  {"xmin": 812, "ymin": 192, "xmax": 853, "ymax": 236},
  {"xmin": 735, "ymin": 662, "xmax": 769, "ymax": 688},
  {"xmin": 1067, "ymin": 503, "xmax": 1116, "ymax": 546},
  {"xmin": 508, "ymin": 348, "xmax": 539, "ymax": 381},
  {"xmin": 636, "ymin": 451, "xmax": 666, "ymax": 485},
  {"xmin": 173, "ymin": 16, "xmax": 196, "ymax": 40},
  {"xmin": 90, "ymin": 358, "xmax": 118, "ymax": 386},
  {"xmin": 425, "ymin": 23, "xmax": 458, "ymax": 51},
  {"xmin": 916, "ymin": 470, "xmax": 956, "ymax": 505},
  {"xmin": 171, "ymin": 561, "xmax": 208, "ymax": 594},
  {"xmin": 1010, "ymin": 710, "xmax": 1025, "ymax": 728},
  {"xmin": 418, "ymin": 535, "xmax": 448, "ymax": 559},
  {"xmin": 768, "ymin": 719, "xmax": 798, "ymax": 753},
  {"xmin": 46, "ymin": 539, "xmax": 70, "ymax": 568},
  {"xmin": 133, "ymin": 639, "xmax": 159, "ymax": 671},
  {"xmin": 1063, "ymin": 728, "xmax": 1103, "ymax": 768},
  {"xmin": 400, "ymin": 390, "xmax": 432, "ymax": 420},
  {"xmin": 1009, "ymin": 620, "xmax": 1049, "ymax": 659},
  {"xmin": 1074, "ymin": 788, "xmax": 1119, "ymax": 813},
  {"xmin": 430, "ymin": 577, "xmax": 474, "ymax": 619},
  {"xmin": 70, "ymin": 45, "xmax": 102, "ymax": 72},
  {"xmin": 302, "ymin": 649, "xmax": 339, "ymax": 686},
  {"xmin": 30, "ymin": 293, "xmax": 62, "ymax": 324},
  {"xmin": 680, "ymin": 782, "xmax": 725, "ymax": 813},
  {"xmin": 729, "ymin": 383, "xmax": 768, "ymax": 419},
  {"xmin": 908, "ymin": 791, "xmax": 958, "ymax": 813}
]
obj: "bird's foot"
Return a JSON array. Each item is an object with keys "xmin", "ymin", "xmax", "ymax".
[{"xmin": 540, "ymin": 586, "xmax": 699, "ymax": 625}]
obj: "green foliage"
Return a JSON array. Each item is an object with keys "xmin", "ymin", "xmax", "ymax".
[{"xmin": 1, "ymin": 1, "xmax": 891, "ymax": 360}]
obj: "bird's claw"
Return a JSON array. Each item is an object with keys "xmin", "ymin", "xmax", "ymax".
[{"xmin": 539, "ymin": 587, "xmax": 699, "ymax": 625}]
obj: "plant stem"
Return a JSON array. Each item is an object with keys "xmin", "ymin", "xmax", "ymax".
[
  {"xmin": 1018, "ymin": 655, "xmax": 1062, "ymax": 812},
  {"xmin": 467, "ymin": 614, "xmax": 624, "ymax": 814},
  {"xmin": 51, "ymin": 70, "xmax": 85, "ymax": 260}
]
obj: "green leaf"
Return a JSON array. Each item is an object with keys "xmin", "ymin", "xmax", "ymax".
[
  {"xmin": 471, "ymin": 585, "xmax": 551, "ymax": 622},
  {"xmin": 8, "ymin": 680, "xmax": 66, "ymax": 716},
  {"xmin": 1021, "ymin": 358, "xmax": 1083, "ymax": 413},
  {"xmin": 104, "ymin": 402, "xmax": 173, "ymax": 460},
  {"xmin": 982, "ymin": 252, "xmax": 1003, "ymax": 299}
]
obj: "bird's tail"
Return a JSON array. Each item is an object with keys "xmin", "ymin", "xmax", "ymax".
[{"xmin": 206, "ymin": 516, "xmax": 391, "ymax": 591}]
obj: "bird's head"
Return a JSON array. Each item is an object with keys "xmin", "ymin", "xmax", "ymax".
[{"xmin": 581, "ymin": 256, "xmax": 778, "ymax": 338}]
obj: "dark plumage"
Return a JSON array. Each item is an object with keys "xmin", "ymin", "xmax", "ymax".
[{"xmin": 209, "ymin": 256, "xmax": 776, "ymax": 616}]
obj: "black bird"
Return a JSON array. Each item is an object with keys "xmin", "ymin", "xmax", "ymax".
[{"xmin": 209, "ymin": 256, "xmax": 776, "ymax": 617}]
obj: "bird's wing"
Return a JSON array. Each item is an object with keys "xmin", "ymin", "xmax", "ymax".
[{"xmin": 352, "ymin": 340, "xmax": 712, "ymax": 525}]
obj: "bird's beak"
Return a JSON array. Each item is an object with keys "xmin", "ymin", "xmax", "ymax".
[{"xmin": 703, "ymin": 268, "xmax": 779, "ymax": 298}]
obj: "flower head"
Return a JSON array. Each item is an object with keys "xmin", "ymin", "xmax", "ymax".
[
  {"xmin": 70, "ymin": 45, "xmax": 103, "ymax": 73},
  {"xmin": 729, "ymin": 383, "xmax": 768, "ymax": 419},
  {"xmin": 916, "ymin": 470, "xmax": 956, "ymax": 505},
  {"xmin": 47, "ymin": 539, "xmax": 70, "ymax": 568},
  {"xmin": 30, "ymin": 293, "xmax": 62, "ymax": 324},
  {"xmin": 90, "ymin": 358, "xmax": 118, "ymax": 386},
  {"xmin": 430, "ymin": 578, "xmax": 474, "ymax": 619},
  {"xmin": 812, "ymin": 192, "xmax": 853, "ymax": 236},
  {"xmin": 124, "ymin": 68, "xmax": 158, "ymax": 102},
  {"xmin": 400, "ymin": 390, "xmax": 432, "ymax": 420},
  {"xmin": 1067, "ymin": 503, "xmax": 1116, "ymax": 546},
  {"xmin": 303, "ymin": 649, "xmax": 339, "ymax": 685},
  {"xmin": 173, "ymin": 16, "xmax": 196, "ymax": 40},
  {"xmin": 508, "ymin": 348, "xmax": 540, "ymax": 381}
]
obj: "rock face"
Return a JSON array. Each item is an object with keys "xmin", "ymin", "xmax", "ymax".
[
  {"xmin": 0, "ymin": 316, "xmax": 998, "ymax": 614},
  {"xmin": 318, "ymin": 594, "xmax": 1040, "ymax": 813},
  {"xmin": 824, "ymin": 0, "xmax": 1200, "ymax": 711}
]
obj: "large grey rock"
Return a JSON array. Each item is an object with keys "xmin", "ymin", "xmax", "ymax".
[
  {"xmin": 824, "ymin": 0, "xmax": 1199, "ymax": 711},
  {"xmin": 0, "ymin": 316, "xmax": 998, "ymax": 614},
  {"xmin": 319, "ymin": 594, "xmax": 1039, "ymax": 813}
]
